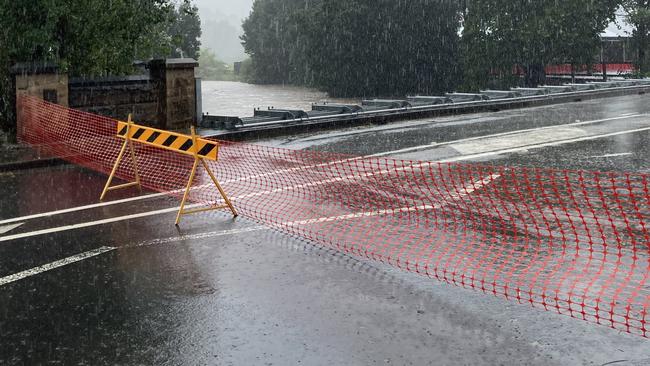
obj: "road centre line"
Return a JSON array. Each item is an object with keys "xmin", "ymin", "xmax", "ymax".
[
  {"xmin": 0, "ymin": 228, "xmax": 267, "ymax": 287},
  {"xmin": 0, "ymin": 193, "xmax": 169, "ymax": 226},
  {"xmin": 283, "ymin": 174, "xmax": 501, "ymax": 226},
  {"xmin": 0, "ymin": 206, "xmax": 197, "ymax": 243},
  {"xmin": 0, "ymin": 171, "xmax": 501, "ymax": 243},
  {"xmin": 0, "ymin": 113, "xmax": 640, "ymax": 227},
  {"xmin": 0, "ymin": 161, "xmax": 424, "ymax": 241},
  {"xmin": 0, "ymin": 246, "xmax": 115, "ymax": 287},
  {"xmin": 0, "ymin": 156, "xmax": 364, "ymax": 227},
  {"xmin": 369, "ymin": 114, "xmax": 642, "ymax": 157},
  {"xmin": 0, "ymin": 223, "xmax": 23, "ymax": 235},
  {"xmin": 441, "ymin": 125, "xmax": 650, "ymax": 162},
  {"xmin": 0, "ymin": 173, "xmax": 502, "ymax": 285},
  {"xmin": 590, "ymin": 152, "xmax": 633, "ymax": 158},
  {"xmin": 0, "ymin": 169, "xmax": 431, "ymax": 242}
]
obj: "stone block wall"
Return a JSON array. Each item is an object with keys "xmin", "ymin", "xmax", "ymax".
[
  {"xmin": 149, "ymin": 59, "xmax": 199, "ymax": 130},
  {"xmin": 69, "ymin": 76, "xmax": 161, "ymax": 127},
  {"xmin": 12, "ymin": 63, "xmax": 69, "ymax": 107},
  {"xmin": 12, "ymin": 59, "xmax": 198, "ymax": 132}
]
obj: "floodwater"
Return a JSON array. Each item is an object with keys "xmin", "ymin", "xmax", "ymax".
[{"xmin": 201, "ymin": 80, "xmax": 359, "ymax": 117}]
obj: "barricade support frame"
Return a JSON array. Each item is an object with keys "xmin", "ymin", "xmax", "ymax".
[
  {"xmin": 100, "ymin": 114, "xmax": 142, "ymax": 201},
  {"xmin": 175, "ymin": 126, "xmax": 238, "ymax": 225},
  {"xmin": 100, "ymin": 120, "xmax": 237, "ymax": 225}
]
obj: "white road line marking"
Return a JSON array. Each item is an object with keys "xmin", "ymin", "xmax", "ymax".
[
  {"xmin": 442, "ymin": 126, "xmax": 650, "ymax": 162},
  {"xmin": 0, "ymin": 157, "xmax": 364, "ymax": 227},
  {"xmin": 0, "ymin": 205, "xmax": 200, "ymax": 243},
  {"xmin": 0, "ymin": 171, "xmax": 501, "ymax": 243},
  {"xmin": 0, "ymin": 223, "xmax": 23, "ymax": 235},
  {"xmin": 0, "ymin": 193, "xmax": 170, "ymax": 226},
  {"xmin": 284, "ymin": 205, "xmax": 437, "ymax": 226},
  {"xmin": 283, "ymin": 174, "xmax": 501, "ymax": 226},
  {"xmin": 0, "ymin": 171, "xmax": 500, "ymax": 289},
  {"xmin": 369, "ymin": 114, "xmax": 643, "ymax": 157},
  {"xmin": 450, "ymin": 127, "xmax": 588, "ymax": 155},
  {"xmin": 590, "ymin": 152, "xmax": 634, "ymax": 158},
  {"xmin": 0, "ymin": 246, "xmax": 116, "ymax": 287},
  {"xmin": 0, "ymin": 228, "xmax": 267, "ymax": 287},
  {"xmin": 126, "ymin": 226, "xmax": 267, "ymax": 248}
]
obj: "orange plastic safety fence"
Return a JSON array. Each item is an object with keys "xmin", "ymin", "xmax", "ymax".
[{"xmin": 17, "ymin": 95, "xmax": 650, "ymax": 337}]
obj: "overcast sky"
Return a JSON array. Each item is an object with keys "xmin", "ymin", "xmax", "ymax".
[
  {"xmin": 193, "ymin": 0, "xmax": 254, "ymax": 62},
  {"xmin": 194, "ymin": 0, "xmax": 254, "ymax": 22}
]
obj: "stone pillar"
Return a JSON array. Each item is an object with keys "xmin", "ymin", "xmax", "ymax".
[
  {"xmin": 11, "ymin": 62, "xmax": 69, "ymax": 106},
  {"xmin": 148, "ymin": 58, "xmax": 198, "ymax": 131},
  {"xmin": 9, "ymin": 62, "xmax": 68, "ymax": 141}
]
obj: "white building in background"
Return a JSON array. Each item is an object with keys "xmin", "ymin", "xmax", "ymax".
[{"xmin": 602, "ymin": 10, "xmax": 634, "ymax": 38}]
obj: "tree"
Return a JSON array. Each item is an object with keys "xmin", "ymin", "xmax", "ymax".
[
  {"xmin": 241, "ymin": 0, "xmax": 462, "ymax": 97},
  {"xmin": 308, "ymin": 0, "xmax": 461, "ymax": 97},
  {"xmin": 168, "ymin": 1, "xmax": 202, "ymax": 59},
  {"xmin": 241, "ymin": 0, "xmax": 314, "ymax": 85},
  {"xmin": 622, "ymin": 0, "xmax": 650, "ymax": 73},
  {"xmin": 196, "ymin": 49, "xmax": 237, "ymax": 81},
  {"xmin": 462, "ymin": 0, "xmax": 619, "ymax": 89},
  {"xmin": 0, "ymin": 0, "xmax": 193, "ymax": 137}
]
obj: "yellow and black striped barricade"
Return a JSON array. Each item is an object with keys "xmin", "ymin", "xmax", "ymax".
[{"xmin": 100, "ymin": 115, "xmax": 238, "ymax": 225}]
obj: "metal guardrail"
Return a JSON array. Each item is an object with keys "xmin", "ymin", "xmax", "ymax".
[{"xmin": 201, "ymin": 78, "xmax": 650, "ymax": 133}]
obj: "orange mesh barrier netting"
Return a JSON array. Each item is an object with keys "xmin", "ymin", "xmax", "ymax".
[{"xmin": 16, "ymin": 95, "xmax": 650, "ymax": 337}]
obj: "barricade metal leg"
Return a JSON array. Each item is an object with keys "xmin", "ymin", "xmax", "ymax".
[
  {"xmin": 127, "ymin": 132, "xmax": 142, "ymax": 193},
  {"xmin": 100, "ymin": 115, "xmax": 142, "ymax": 201},
  {"xmin": 175, "ymin": 127, "xmax": 238, "ymax": 226},
  {"xmin": 175, "ymin": 156, "xmax": 201, "ymax": 225},
  {"xmin": 201, "ymin": 159, "xmax": 238, "ymax": 217}
]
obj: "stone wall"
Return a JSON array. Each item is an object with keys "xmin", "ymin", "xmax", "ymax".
[
  {"xmin": 68, "ymin": 76, "xmax": 161, "ymax": 127},
  {"xmin": 12, "ymin": 63, "xmax": 69, "ymax": 107},
  {"xmin": 12, "ymin": 59, "xmax": 199, "ymax": 132},
  {"xmin": 149, "ymin": 59, "xmax": 199, "ymax": 130}
]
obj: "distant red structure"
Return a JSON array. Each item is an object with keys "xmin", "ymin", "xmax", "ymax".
[{"xmin": 546, "ymin": 63, "xmax": 636, "ymax": 76}]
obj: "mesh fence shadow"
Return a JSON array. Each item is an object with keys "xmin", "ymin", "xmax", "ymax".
[{"xmin": 17, "ymin": 95, "xmax": 650, "ymax": 337}]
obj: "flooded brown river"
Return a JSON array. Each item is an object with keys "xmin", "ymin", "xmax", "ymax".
[{"xmin": 201, "ymin": 81, "xmax": 359, "ymax": 117}]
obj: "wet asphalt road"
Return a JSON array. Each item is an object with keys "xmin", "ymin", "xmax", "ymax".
[{"xmin": 2, "ymin": 94, "xmax": 650, "ymax": 365}]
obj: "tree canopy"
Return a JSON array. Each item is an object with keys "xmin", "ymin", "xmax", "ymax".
[
  {"xmin": 462, "ymin": 0, "xmax": 620, "ymax": 89},
  {"xmin": 243, "ymin": 0, "xmax": 624, "ymax": 94},
  {"xmin": 242, "ymin": 0, "xmax": 462, "ymax": 97},
  {"xmin": 168, "ymin": 1, "xmax": 202, "ymax": 60},
  {"xmin": 196, "ymin": 48, "xmax": 239, "ymax": 81},
  {"xmin": 241, "ymin": 0, "xmax": 313, "ymax": 85},
  {"xmin": 0, "ymin": 0, "xmax": 201, "ymax": 136}
]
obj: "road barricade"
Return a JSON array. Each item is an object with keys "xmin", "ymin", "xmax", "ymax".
[{"xmin": 100, "ymin": 116, "xmax": 237, "ymax": 225}]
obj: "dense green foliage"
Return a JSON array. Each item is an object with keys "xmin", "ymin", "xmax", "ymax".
[
  {"xmin": 196, "ymin": 49, "xmax": 239, "ymax": 81},
  {"xmin": 242, "ymin": 0, "xmax": 461, "ymax": 97},
  {"xmin": 241, "ymin": 0, "xmax": 313, "ymax": 85},
  {"xmin": 0, "ymin": 0, "xmax": 201, "ymax": 137},
  {"xmin": 168, "ymin": 1, "xmax": 202, "ymax": 59},
  {"xmin": 461, "ymin": 0, "xmax": 619, "ymax": 89},
  {"xmin": 309, "ymin": 0, "xmax": 461, "ymax": 97},
  {"xmin": 242, "ymin": 0, "xmax": 650, "ymax": 94}
]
